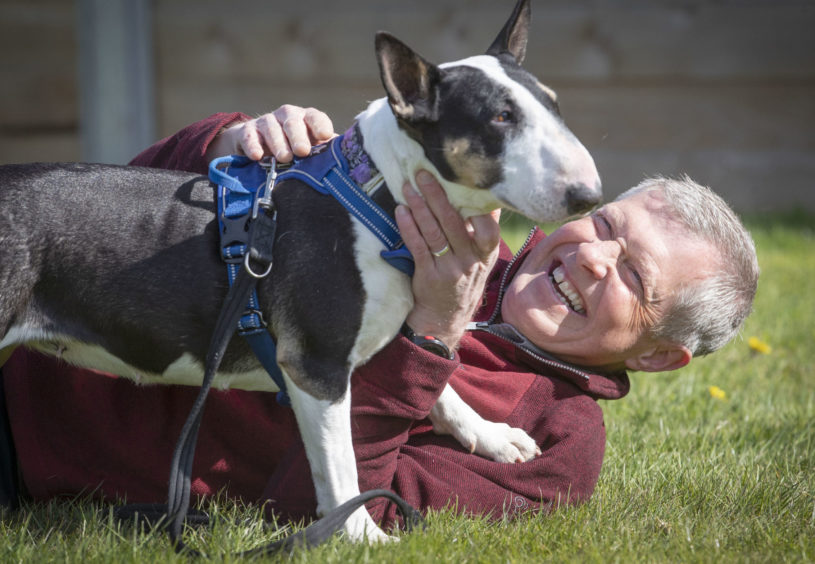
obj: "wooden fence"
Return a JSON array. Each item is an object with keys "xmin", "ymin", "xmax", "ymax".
[{"xmin": 1, "ymin": 0, "xmax": 813, "ymax": 211}]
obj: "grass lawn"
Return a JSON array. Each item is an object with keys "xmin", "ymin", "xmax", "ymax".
[{"xmin": 2, "ymin": 212, "xmax": 813, "ymax": 563}]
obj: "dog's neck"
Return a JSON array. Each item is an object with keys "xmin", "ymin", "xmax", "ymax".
[
  {"xmin": 351, "ymin": 98, "xmax": 422, "ymax": 208},
  {"xmin": 337, "ymin": 121, "xmax": 397, "ymax": 216}
]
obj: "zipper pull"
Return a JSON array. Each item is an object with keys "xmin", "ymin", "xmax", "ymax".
[{"xmin": 467, "ymin": 321, "xmax": 490, "ymax": 332}]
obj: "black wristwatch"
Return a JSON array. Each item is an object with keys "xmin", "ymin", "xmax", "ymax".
[{"xmin": 400, "ymin": 323, "xmax": 454, "ymax": 360}]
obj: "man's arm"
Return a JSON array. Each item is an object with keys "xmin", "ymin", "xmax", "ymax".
[{"xmin": 129, "ymin": 107, "xmax": 334, "ymax": 173}]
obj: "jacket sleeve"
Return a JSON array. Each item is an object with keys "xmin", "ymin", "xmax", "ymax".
[
  {"xmin": 129, "ymin": 112, "xmax": 250, "ymax": 173},
  {"xmin": 380, "ymin": 394, "xmax": 605, "ymax": 522},
  {"xmin": 352, "ymin": 362, "xmax": 608, "ymax": 527}
]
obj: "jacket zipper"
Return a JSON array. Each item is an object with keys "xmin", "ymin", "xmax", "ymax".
[{"xmin": 487, "ymin": 227, "xmax": 538, "ymax": 324}]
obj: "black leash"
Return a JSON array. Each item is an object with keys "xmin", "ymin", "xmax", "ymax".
[
  {"xmin": 117, "ymin": 488, "xmax": 423, "ymax": 557},
  {"xmin": 115, "ymin": 236, "xmax": 269, "ymax": 555},
  {"xmin": 116, "ymin": 190, "xmax": 424, "ymax": 556}
]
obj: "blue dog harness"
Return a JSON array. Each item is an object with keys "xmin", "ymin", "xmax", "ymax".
[{"xmin": 208, "ymin": 129, "xmax": 414, "ymax": 406}]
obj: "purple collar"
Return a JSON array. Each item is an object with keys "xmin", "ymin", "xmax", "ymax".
[{"xmin": 339, "ymin": 124, "xmax": 385, "ymax": 195}]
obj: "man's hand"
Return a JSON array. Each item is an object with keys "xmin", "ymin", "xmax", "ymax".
[
  {"xmin": 396, "ymin": 171, "xmax": 501, "ymax": 351},
  {"xmin": 205, "ymin": 105, "xmax": 336, "ymax": 163}
]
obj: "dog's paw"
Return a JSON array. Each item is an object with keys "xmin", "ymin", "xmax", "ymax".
[
  {"xmin": 458, "ymin": 421, "xmax": 541, "ymax": 464},
  {"xmin": 342, "ymin": 507, "xmax": 398, "ymax": 544}
]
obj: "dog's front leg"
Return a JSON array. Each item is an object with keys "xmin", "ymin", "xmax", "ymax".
[
  {"xmin": 430, "ymin": 384, "xmax": 541, "ymax": 463},
  {"xmin": 283, "ymin": 373, "xmax": 394, "ymax": 543}
]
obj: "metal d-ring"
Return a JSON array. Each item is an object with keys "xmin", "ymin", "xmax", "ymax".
[{"xmin": 244, "ymin": 253, "xmax": 273, "ymax": 279}]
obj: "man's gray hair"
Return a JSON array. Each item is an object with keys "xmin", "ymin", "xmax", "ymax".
[{"xmin": 616, "ymin": 175, "xmax": 759, "ymax": 356}]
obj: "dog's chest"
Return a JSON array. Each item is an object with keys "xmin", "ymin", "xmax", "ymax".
[{"xmin": 348, "ymin": 220, "xmax": 414, "ymax": 367}]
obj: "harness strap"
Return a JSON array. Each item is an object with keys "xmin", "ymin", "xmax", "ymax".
[
  {"xmin": 210, "ymin": 155, "xmax": 291, "ymax": 406},
  {"xmin": 208, "ymin": 132, "xmax": 416, "ymax": 407},
  {"xmin": 277, "ymin": 137, "xmax": 415, "ymax": 276}
]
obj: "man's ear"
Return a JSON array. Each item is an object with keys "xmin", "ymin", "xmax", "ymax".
[{"xmin": 624, "ymin": 343, "xmax": 692, "ymax": 373}]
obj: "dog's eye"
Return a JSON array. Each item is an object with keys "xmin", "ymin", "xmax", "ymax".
[{"xmin": 493, "ymin": 110, "xmax": 514, "ymax": 124}]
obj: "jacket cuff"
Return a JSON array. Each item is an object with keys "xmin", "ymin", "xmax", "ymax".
[
  {"xmin": 351, "ymin": 335, "xmax": 459, "ymax": 421},
  {"xmin": 129, "ymin": 112, "xmax": 251, "ymax": 174}
]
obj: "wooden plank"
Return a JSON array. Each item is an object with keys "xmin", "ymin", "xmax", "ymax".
[
  {"xmin": 555, "ymin": 84, "xmax": 815, "ymax": 152},
  {"xmin": 593, "ymin": 148, "xmax": 815, "ymax": 214},
  {"xmin": 158, "ymin": 79, "xmax": 815, "ymax": 152},
  {"xmin": 158, "ymin": 79, "xmax": 815, "ymax": 213},
  {"xmin": 156, "ymin": 80, "xmax": 382, "ymax": 137},
  {"xmin": 0, "ymin": 2, "xmax": 77, "ymax": 127},
  {"xmin": 151, "ymin": 1, "xmax": 815, "ymax": 83},
  {"xmin": 0, "ymin": 133, "xmax": 81, "ymax": 165}
]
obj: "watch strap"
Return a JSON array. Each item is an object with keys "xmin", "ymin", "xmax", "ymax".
[{"xmin": 400, "ymin": 323, "xmax": 454, "ymax": 360}]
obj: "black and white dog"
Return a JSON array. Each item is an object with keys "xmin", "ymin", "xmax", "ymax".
[{"xmin": 0, "ymin": 0, "xmax": 600, "ymax": 541}]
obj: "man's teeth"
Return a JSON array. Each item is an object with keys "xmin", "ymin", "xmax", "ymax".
[{"xmin": 551, "ymin": 266, "xmax": 585, "ymax": 313}]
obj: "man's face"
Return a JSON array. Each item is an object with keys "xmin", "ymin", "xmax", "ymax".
[{"xmin": 501, "ymin": 189, "xmax": 717, "ymax": 370}]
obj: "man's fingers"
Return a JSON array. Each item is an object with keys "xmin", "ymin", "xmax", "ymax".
[
  {"xmin": 255, "ymin": 115, "xmax": 291, "ymax": 162},
  {"xmin": 281, "ymin": 117, "xmax": 311, "ymax": 157},
  {"xmin": 237, "ymin": 121, "xmax": 264, "ymax": 161},
  {"xmin": 395, "ymin": 204, "xmax": 434, "ymax": 266},
  {"xmin": 468, "ymin": 210, "xmax": 502, "ymax": 260},
  {"xmin": 402, "ymin": 180, "xmax": 450, "ymax": 258},
  {"xmin": 303, "ymin": 108, "xmax": 336, "ymax": 144},
  {"xmin": 413, "ymin": 171, "xmax": 486, "ymax": 255},
  {"xmin": 271, "ymin": 105, "xmax": 311, "ymax": 158}
]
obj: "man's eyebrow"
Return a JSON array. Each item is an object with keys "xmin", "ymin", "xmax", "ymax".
[
  {"xmin": 603, "ymin": 205, "xmax": 625, "ymax": 231},
  {"xmin": 608, "ymin": 206, "xmax": 657, "ymax": 303}
]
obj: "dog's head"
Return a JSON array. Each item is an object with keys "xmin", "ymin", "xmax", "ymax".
[{"xmin": 374, "ymin": 0, "xmax": 601, "ymax": 222}]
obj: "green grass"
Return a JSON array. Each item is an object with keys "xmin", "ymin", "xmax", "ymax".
[{"xmin": 2, "ymin": 213, "xmax": 814, "ymax": 562}]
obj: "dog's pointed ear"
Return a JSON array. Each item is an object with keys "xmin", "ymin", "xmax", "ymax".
[
  {"xmin": 487, "ymin": 0, "xmax": 531, "ymax": 64},
  {"xmin": 375, "ymin": 31, "xmax": 441, "ymax": 123}
]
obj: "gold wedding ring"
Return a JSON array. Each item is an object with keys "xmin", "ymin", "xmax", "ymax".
[{"xmin": 432, "ymin": 244, "xmax": 450, "ymax": 257}]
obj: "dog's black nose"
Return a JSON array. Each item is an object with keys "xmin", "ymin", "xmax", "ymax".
[{"xmin": 566, "ymin": 183, "xmax": 602, "ymax": 215}]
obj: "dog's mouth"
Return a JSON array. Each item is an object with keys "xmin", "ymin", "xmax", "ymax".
[{"xmin": 548, "ymin": 263, "xmax": 585, "ymax": 314}]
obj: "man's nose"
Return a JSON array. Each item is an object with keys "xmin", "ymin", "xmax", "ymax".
[{"xmin": 577, "ymin": 239, "xmax": 621, "ymax": 279}]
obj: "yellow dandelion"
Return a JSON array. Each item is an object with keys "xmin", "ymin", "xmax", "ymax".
[
  {"xmin": 748, "ymin": 336, "xmax": 772, "ymax": 355},
  {"xmin": 708, "ymin": 385, "xmax": 727, "ymax": 401}
]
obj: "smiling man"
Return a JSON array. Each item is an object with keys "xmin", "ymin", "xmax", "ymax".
[
  {"xmin": 502, "ymin": 185, "xmax": 720, "ymax": 372},
  {"xmin": 1, "ymin": 108, "xmax": 759, "ymax": 529}
]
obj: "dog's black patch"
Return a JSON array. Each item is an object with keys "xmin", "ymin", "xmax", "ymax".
[
  {"xmin": 398, "ymin": 65, "xmax": 521, "ymax": 190},
  {"xmin": 0, "ymin": 163, "xmax": 366, "ymax": 401},
  {"xmin": 0, "ymin": 163, "xmax": 239, "ymax": 374},
  {"xmin": 494, "ymin": 53, "xmax": 561, "ymax": 117},
  {"xmin": 264, "ymin": 179, "xmax": 365, "ymax": 402}
]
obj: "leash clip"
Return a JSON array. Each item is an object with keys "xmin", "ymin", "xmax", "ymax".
[
  {"xmin": 253, "ymin": 156, "xmax": 278, "ymax": 219},
  {"xmin": 245, "ymin": 158, "xmax": 278, "ymax": 280}
]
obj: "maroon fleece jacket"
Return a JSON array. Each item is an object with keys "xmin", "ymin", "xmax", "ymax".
[{"xmin": 3, "ymin": 113, "xmax": 630, "ymax": 527}]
